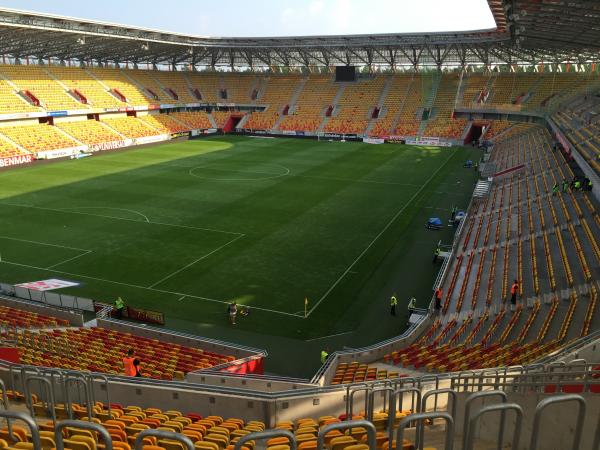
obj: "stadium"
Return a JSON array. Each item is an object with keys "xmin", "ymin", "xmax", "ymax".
[{"xmin": 0, "ymin": 0, "xmax": 597, "ymax": 448}]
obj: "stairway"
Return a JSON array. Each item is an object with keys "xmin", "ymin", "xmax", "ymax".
[
  {"xmin": 387, "ymin": 73, "xmax": 416, "ymax": 135},
  {"xmin": 454, "ymin": 70, "xmax": 466, "ymax": 109},
  {"xmin": 417, "ymin": 73, "xmax": 441, "ymax": 136},
  {"xmin": 364, "ymin": 75, "xmax": 393, "ymax": 135},
  {"xmin": 272, "ymin": 78, "xmax": 307, "ymax": 131},
  {"xmin": 317, "ymin": 82, "xmax": 346, "ymax": 133}
]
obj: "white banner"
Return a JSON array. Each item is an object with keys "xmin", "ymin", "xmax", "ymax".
[
  {"xmin": 405, "ymin": 137, "xmax": 452, "ymax": 147},
  {"xmin": 15, "ymin": 279, "xmax": 80, "ymax": 291},
  {"xmin": 0, "ymin": 154, "xmax": 33, "ymax": 167},
  {"xmin": 135, "ymin": 134, "xmax": 169, "ymax": 145},
  {"xmin": 363, "ymin": 138, "xmax": 385, "ymax": 144},
  {"xmin": 37, "ymin": 146, "xmax": 87, "ymax": 160},
  {"xmin": 89, "ymin": 139, "xmax": 133, "ymax": 152}
]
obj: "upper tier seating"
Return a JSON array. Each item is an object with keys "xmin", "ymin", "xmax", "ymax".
[
  {"xmin": 0, "ymin": 65, "xmax": 84, "ymax": 111},
  {"xmin": 0, "ymin": 79, "xmax": 41, "ymax": 113},
  {"xmin": 0, "ymin": 124, "xmax": 78, "ymax": 153},
  {"xmin": 325, "ymin": 77, "xmax": 385, "ymax": 135},
  {"xmin": 101, "ymin": 117, "xmax": 158, "ymax": 138},
  {"xmin": 125, "ymin": 70, "xmax": 175, "ymax": 103},
  {"xmin": 423, "ymin": 74, "xmax": 467, "ymax": 139},
  {"xmin": 370, "ymin": 74, "xmax": 415, "ymax": 136},
  {"xmin": 243, "ymin": 75, "xmax": 301, "ymax": 130},
  {"xmin": 392, "ymin": 74, "xmax": 426, "ymax": 137},
  {"xmin": 56, "ymin": 120, "xmax": 123, "ymax": 145},
  {"xmin": 186, "ymin": 72, "xmax": 222, "ymax": 103},
  {"xmin": 278, "ymin": 75, "xmax": 338, "ymax": 132},
  {"xmin": 151, "ymin": 70, "xmax": 198, "ymax": 104},
  {"xmin": 17, "ymin": 327, "xmax": 235, "ymax": 380},
  {"xmin": 88, "ymin": 68, "xmax": 153, "ymax": 106},
  {"xmin": 46, "ymin": 66, "xmax": 127, "ymax": 109}
]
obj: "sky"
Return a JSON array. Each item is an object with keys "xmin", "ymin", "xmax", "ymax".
[{"xmin": 0, "ymin": 0, "xmax": 496, "ymax": 37}]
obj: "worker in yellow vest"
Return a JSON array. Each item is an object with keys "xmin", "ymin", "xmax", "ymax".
[{"xmin": 390, "ymin": 294, "xmax": 398, "ymax": 316}]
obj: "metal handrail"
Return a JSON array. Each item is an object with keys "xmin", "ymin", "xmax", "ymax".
[
  {"xmin": 529, "ymin": 394, "xmax": 587, "ymax": 450},
  {"xmin": 55, "ymin": 419, "xmax": 113, "ymax": 450},
  {"xmin": 234, "ymin": 429, "xmax": 296, "ymax": 450},
  {"xmin": 317, "ymin": 420, "xmax": 376, "ymax": 450},
  {"xmin": 462, "ymin": 390, "xmax": 507, "ymax": 450},
  {"xmin": 397, "ymin": 412, "xmax": 453, "ymax": 450},
  {"xmin": 0, "ymin": 410, "xmax": 41, "ymax": 449},
  {"xmin": 465, "ymin": 403, "xmax": 523, "ymax": 450}
]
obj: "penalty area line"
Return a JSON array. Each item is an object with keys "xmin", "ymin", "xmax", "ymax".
[{"xmin": 0, "ymin": 259, "xmax": 301, "ymax": 319}]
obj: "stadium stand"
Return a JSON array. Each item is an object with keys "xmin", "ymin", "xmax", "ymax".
[
  {"xmin": 422, "ymin": 74, "xmax": 468, "ymax": 139},
  {"xmin": 369, "ymin": 74, "xmax": 415, "ymax": 137},
  {"xmin": 16, "ymin": 327, "xmax": 235, "ymax": 380},
  {"xmin": 0, "ymin": 305, "xmax": 68, "ymax": 328},
  {"xmin": 186, "ymin": 72, "xmax": 222, "ymax": 103},
  {"xmin": 88, "ymin": 68, "xmax": 153, "ymax": 106},
  {"xmin": 0, "ymin": 3, "xmax": 600, "ymax": 449},
  {"xmin": 139, "ymin": 114, "xmax": 190, "ymax": 133},
  {"xmin": 0, "ymin": 138, "xmax": 30, "ymax": 159},
  {"xmin": 45, "ymin": 66, "xmax": 127, "ymax": 109},
  {"xmin": 0, "ymin": 79, "xmax": 41, "ymax": 113},
  {"xmin": 0, "ymin": 65, "xmax": 84, "ymax": 111},
  {"xmin": 0, "ymin": 124, "xmax": 78, "ymax": 153},
  {"xmin": 243, "ymin": 75, "xmax": 302, "ymax": 131},
  {"xmin": 391, "ymin": 74, "xmax": 425, "ymax": 137},
  {"xmin": 171, "ymin": 112, "xmax": 213, "ymax": 130},
  {"xmin": 125, "ymin": 70, "xmax": 176, "ymax": 103},
  {"xmin": 101, "ymin": 117, "xmax": 160, "ymax": 138},
  {"xmin": 56, "ymin": 120, "xmax": 124, "ymax": 146},
  {"xmin": 278, "ymin": 75, "xmax": 339, "ymax": 133},
  {"xmin": 324, "ymin": 77, "xmax": 386, "ymax": 135}
]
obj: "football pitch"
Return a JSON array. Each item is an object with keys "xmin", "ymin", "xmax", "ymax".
[{"xmin": 0, "ymin": 136, "xmax": 479, "ymax": 374}]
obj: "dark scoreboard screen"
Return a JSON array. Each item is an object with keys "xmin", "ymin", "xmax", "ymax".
[{"xmin": 335, "ymin": 66, "xmax": 356, "ymax": 82}]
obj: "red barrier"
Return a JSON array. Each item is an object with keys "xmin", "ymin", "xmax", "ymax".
[
  {"xmin": 494, "ymin": 163, "xmax": 526, "ymax": 177},
  {"xmin": 0, "ymin": 347, "xmax": 20, "ymax": 364},
  {"xmin": 219, "ymin": 357, "xmax": 264, "ymax": 375}
]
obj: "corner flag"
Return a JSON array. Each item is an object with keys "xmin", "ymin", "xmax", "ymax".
[{"xmin": 304, "ymin": 297, "xmax": 309, "ymax": 318}]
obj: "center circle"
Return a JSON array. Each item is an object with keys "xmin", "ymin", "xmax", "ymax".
[{"xmin": 188, "ymin": 163, "xmax": 290, "ymax": 181}]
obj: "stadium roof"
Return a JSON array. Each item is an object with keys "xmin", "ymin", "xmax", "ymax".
[{"xmin": 0, "ymin": 1, "xmax": 598, "ymax": 69}]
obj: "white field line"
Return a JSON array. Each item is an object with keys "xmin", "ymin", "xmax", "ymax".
[
  {"xmin": 148, "ymin": 234, "xmax": 245, "ymax": 288},
  {"xmin": 0, "ymin": 259, "xmax": 302, "ymax": 318},
  {"xmin": 305, "ymin": 330, "xmax": 354, "ymax": 342},
  {"xmin": 61, "ymin": 206, "xmax": 150, "ymax": 223},
  {"xmin": 0, "ymin": 202, "xmax": 243, "ymax": 236},
  {"xmin": 0, "ymin": 235, "xmax": 90, "ymax": 252},
  {"xmin": 46, "ymin": 250, "xmax": 93, "ymax": 269},
  {"xmin": 306, "ymin": 149, "xmax": 457, "ymax": 317}
]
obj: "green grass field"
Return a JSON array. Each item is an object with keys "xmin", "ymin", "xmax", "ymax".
[{"xmin": 0, "ymin": 136, "xmax": 479, "ymax": 375}]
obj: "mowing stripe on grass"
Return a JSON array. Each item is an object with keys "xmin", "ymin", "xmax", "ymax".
[
  {"xmin": 0, "ymin": 259, "xmax": 302, "ymax": 318},
  {"xmin": 0, "ymin": 202, "xmax": 243, "ymax": 236},
  {"xmin": 148, "ymin": 234, "xmax": 245, "ymax": 288},
  {"xmin": 306, "ymin": 148, "xmax": 458, "ymax": 317}
]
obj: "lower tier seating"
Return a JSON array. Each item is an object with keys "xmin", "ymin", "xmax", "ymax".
[
  {"xmin": 16, "ymin": 327, "xmax": 235, "ymax": 380},
  {"xmin": 0, "ymin": 124, "xmax": 78, "ymax": 154}
]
